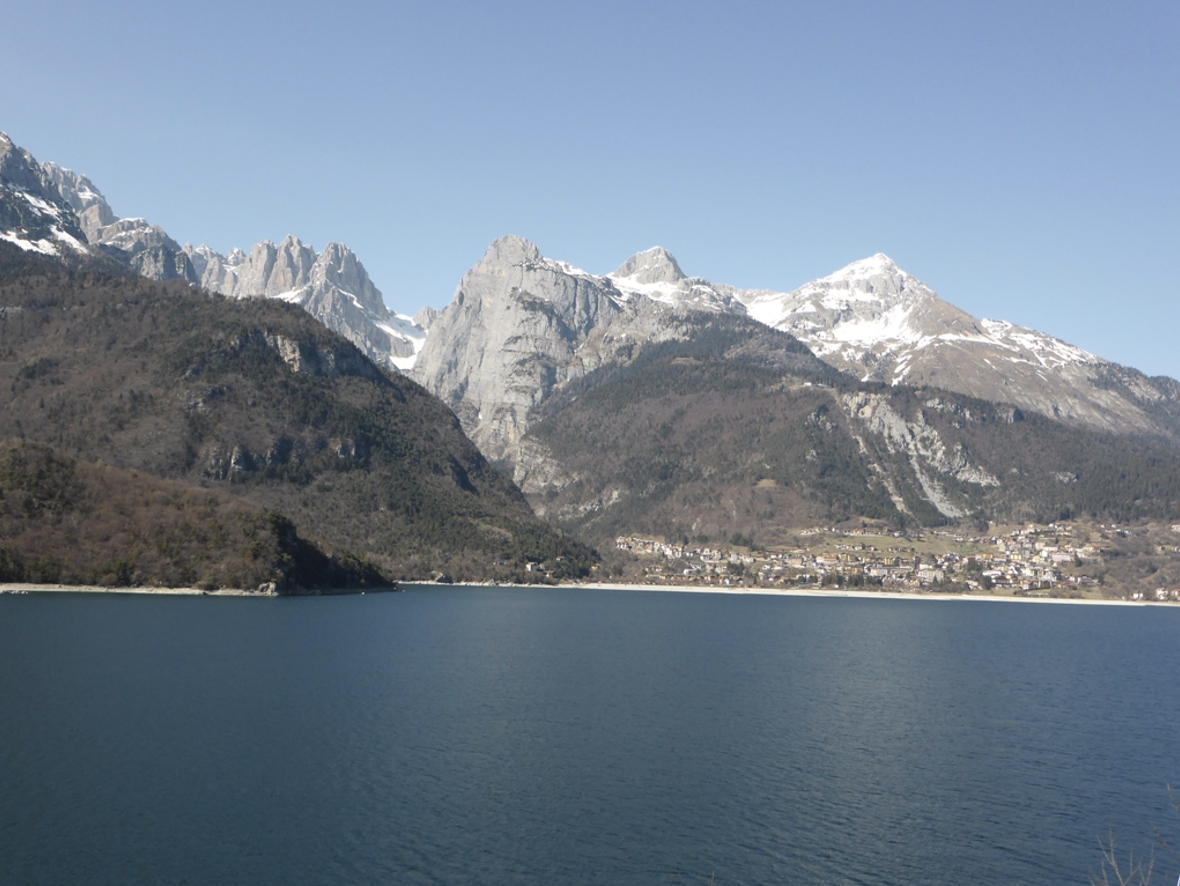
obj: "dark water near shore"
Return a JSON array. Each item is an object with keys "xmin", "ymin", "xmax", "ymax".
[{"xmin": 1, "ymin": 586, "xmax": 1178, "ymax": 886}]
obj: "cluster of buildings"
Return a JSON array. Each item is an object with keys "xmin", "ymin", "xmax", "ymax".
[{"xmin": 614, "ymin": 523, "xmax": 1179, "ymax": 598}]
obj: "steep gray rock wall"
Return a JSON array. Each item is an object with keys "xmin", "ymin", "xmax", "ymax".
[
  {"xmin": 179, "ymin": 236, "xmax": 425, "ymax": 372},
  {"xmin": 412, "ymin": 235, "xmax": 632, "ymax": 460},
  {"xmin": 39, "ymin": 162, "xmax": 116, "ymax": 242},
  {"xmin": 413, "ymin": 237, "xmax": 792, "ymax": 470},
  {"xmin": 839, "ymin": 391, "xmax": 1000, "ymax": 519}
]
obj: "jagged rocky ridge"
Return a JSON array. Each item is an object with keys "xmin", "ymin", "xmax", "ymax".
[
  {"xmin": 738, "ymin": 254, "xmax": 1180, "ymax": 441},
  {"xmin": 413, "ymin": 237, "xmax": 1180, "ymax": 459},
  {"xmin": 6, "ymin": 132, "xmax": 1180, "ymax": 534},
  {"xmin": 0, "ymin": 133, "xmax": 424, "ymax": 372},
  {"xmin": 0, "ymin": 134, "xmax": 89, "ymax": 258},
  {"xmin": 6, "ymin": 130, "xmax": 1176, "ymax": 448},
  {"xmin": 408, "ymin": 236, "xmax": 1180, "ymax": 536},
  {"xmin": 411, "ymin": 236, "xmax": 835, "ymax": 467}
]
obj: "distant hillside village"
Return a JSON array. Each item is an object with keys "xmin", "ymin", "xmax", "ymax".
[{"xmin": 615, "ymin": 522, "xmax": 1180, "ymax": 601}]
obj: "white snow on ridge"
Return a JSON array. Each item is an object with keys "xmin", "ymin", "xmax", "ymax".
[
  {"xmin": 545, "ymin": 258, "xmax": 590, "ymax": 278},
  {"xmin": 378, "ymin": 311, "xmax": 427, "ymax": 342},
  {"xmin": 17, "ymin": 191, "xmax": 59, "ymax": 214},
  {"xmin": 742, "ymin": 293, "xmax": 794, "ymax": 329},
  {"xmin": 51, "ymin": 226, "xmax": 86, "ymax": 251},
  {"xmin": 0, "ymin": 188, "xmax": 87, "ymax": 256},
  {"xmin": 607, "ymin": 272, "xmax": 742, "ymax": 314},
  {"xmin": 0, "ymin": 230, "xmax": 54, "ymax": 254},
  {"xmin": 979, "ymin": 318, "xmax": 1099, "ymax": 368},
  {"xmin": 828, "ymin": 303, "xmax": 923, "ymax": 346},
  {"xmin": 607, "ymin": 275, "xmax": 681, "ymax": 306}
]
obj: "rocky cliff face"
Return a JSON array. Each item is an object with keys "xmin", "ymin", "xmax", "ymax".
[
  {"xmin": 43, "ymin": 153, "xmax": 425, "ymax": 372},
  {"xmin": 413, "ymin": 236, "xmax": 625, "ymax": 460},
  {"xmin": 36, "ymin": 156, "xmax": 196, "ymax": 281},
  {"xmin": 420, "ymin": 238, "xmax": 1180, "ymax": 450},
  {"xmin": 411, "ymin": 235, "xmax": 743, "ymax": 465},
  {"xmin": 8, "ymin": 127, "xmax": 1180, "ymax": 450},
  {"xmin": 607, "ymin": 245, "xmax": 748, "ymax": 313},
  {"xmin": 38, "ymin": 161, "xmax": 116, "ymax": 242},
  {"xmin": 0, "ymin": 134, "xmax": 424, "ymax": 373},
  {"xmin": 837, "ymin": 391, "xmax": 1001, "ymax": 520},
  {"xmin": 0, "ymin": 134, "xmax": 88, "ymax": 256},
  {"xmin": 179, "ymin": 236, "xmax": 425, "ymax": 372}
]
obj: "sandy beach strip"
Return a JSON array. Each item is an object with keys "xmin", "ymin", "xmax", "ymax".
[
  {"xmin": 3, "ymin": 580, "xmax": 1172, "ymax": 608},
  {"xmin": 553, "ymin": 581, "xmax": 1166, "ymax": 607}
]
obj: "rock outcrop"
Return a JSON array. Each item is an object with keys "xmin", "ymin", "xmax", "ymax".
[
  {"xmin": 2, "ymin": 135, "xmax": 424, "ymax": 374},
  {"xmin": 0, "ymin": 134, "xmax": 88, "ymax": 256},
  {"xmin": 181, "ymin": 236, "xmax": 425, "ymax": 371},
  {"xmin": 38, "ymin": 161, "xmax": 116, "ymax": 242},
  {"xmin": 412, "ymin": 235, "xmax": 728, "ymax": 466}
]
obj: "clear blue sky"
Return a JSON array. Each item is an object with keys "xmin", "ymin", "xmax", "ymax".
[{"xmin": 4, "ymin": 1, "xmax": 1178, "ymax": 377}]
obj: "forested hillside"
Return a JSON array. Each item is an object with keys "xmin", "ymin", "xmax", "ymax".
[
  {"xmin": 0, "ymin": 244, "xmax": 594, "ymax": 582},
  {"xmin": 0, "ymin": 440, "xmax": 386, "ymax": 591},
  {"xmin": 523, "ymin": 336, "xmax": 1180, "ymax": 546}
]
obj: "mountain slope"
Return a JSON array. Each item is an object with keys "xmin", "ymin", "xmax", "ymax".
[
  {"xmin": 15, "ymin": 126, "xmax": 1175, "ymax": 451},
  {"xmin": 0, "ymin": 134, "xmax": 89, "ymax": 258},
  {"xmin": 411, "ymin": 237, "xmax": 1180, "ymax": 540},
  {"xmin": 0, "ymin": 133, "xmax": 425, "ymax": 374},
  {"xmin": 415, "ymin": 237, "xmax": 1180, "ymax": 462},
  {"xmin": 412, "ymin": 235, "xmax": 838, "ymax": 469},
  {"xmin": 0, "ymin": 440, "xmax": 386, "ymax": 592},
  {"xmin": 181, "ymin": 237, "xmax": 426, "ymax": 371},
  {"xmin": 0, "ymin": 246, "xmax": 593, "ymax": 580},
  {"xmin": 738, "ymin": 254, "xmax": 1180, "ymax": 442},
  {"xmin": 520, "ymin": 338, "xmax": 1180, "ymax": 544}
]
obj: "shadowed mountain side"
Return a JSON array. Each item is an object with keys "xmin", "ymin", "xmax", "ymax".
[
  {"xmin": 0, "ymin": 245, "xmax": 594, "ymax": 581},
  {"xmin": 518, "ymin": 343, "xmax": 1180, "ymax": 546},
  {"xmin": 0, "ymin": 440, "xmax": 387, "ymax": 592}
]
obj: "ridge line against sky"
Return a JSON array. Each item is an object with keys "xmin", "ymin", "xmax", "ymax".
[{"xmin": 3, "ymin": 0, "xmax": 1177, "ymax": 378}]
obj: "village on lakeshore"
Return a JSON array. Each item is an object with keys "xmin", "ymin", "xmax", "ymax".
[{"xmin": 612, "ymin": 521, "xmax": 1180, "ymax": 602}]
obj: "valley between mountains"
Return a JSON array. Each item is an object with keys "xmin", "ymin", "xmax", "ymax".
[{"xmin": 3, "ymin": 130, "xmax": 1180, "ymax": 597}]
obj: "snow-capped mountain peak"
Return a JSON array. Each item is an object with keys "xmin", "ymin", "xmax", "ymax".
[
  {"xmin": 607, "ymin": 247, "xmax": 746, "ymax": 313},
  {"xmin": 610, "ymin": 246, "xmax": 686, "ymax": 285},
  {"xmin": 0, "ymin": 133, "xmax": 89, "ymax": 257},
  {"xmin": 804, "ymin": 253, "xmax": 919, "ymax": 302}
]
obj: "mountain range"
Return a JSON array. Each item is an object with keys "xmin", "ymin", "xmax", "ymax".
[
  {"xmin": 413, "ymin": 237, "xmax": 1180, "ymax": 459},
  {"xmin": 4, "ymin": 130, "xmax": 1180, "ymax": 553},
  {"xmin": 0, "ymin": 133, "xmax": 428, "ymax": 373},
  {"xmin": 9, "ymin": 129, "xmax": 1177, "ymax": 450}
]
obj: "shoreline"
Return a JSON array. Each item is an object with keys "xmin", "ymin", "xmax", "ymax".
[
  {"xmin": 0, "ymin": 583, "xmax": 273, "ymax": 596},
  {"xmin": 0, "ymin": 583, "xmax": 399, "ymax": 597},
  {"xmin": 556, "ymin": 581, "xmax": 1165, "ymax": 606},
  {"xmin": 3, "ymin": 580, "xmax": 1172, "ymax": 608},
  {"xmin": 406, "ymin": 579, "xmax": 1176, "ymax": 607}
]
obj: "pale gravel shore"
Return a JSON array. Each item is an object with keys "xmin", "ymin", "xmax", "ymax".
[
  {"xmin": 555, "ymin": 581, "xmax": 1167, "ymax": 607},
  {"xmin": 3, "ymin": 581, "xmax": 1171, "ymax": 608}
]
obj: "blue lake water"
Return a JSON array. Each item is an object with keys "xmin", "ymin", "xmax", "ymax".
[{"xmin": 1, "ymin": 586, "xmax": 1178, "ymax": 885}]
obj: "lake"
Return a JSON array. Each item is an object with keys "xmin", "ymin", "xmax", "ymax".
[{"xmin": 1, "ymin": 586, "xmax": 1178, "ymax": 885}]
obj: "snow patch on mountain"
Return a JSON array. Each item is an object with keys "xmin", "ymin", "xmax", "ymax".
[
  {"xmin": 0, "ymin": 134, "xmax": 91, "ymax": 258},
  {"xmin": 608, "ymin": 247, "xmax": 747, "ymax": 314}
]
